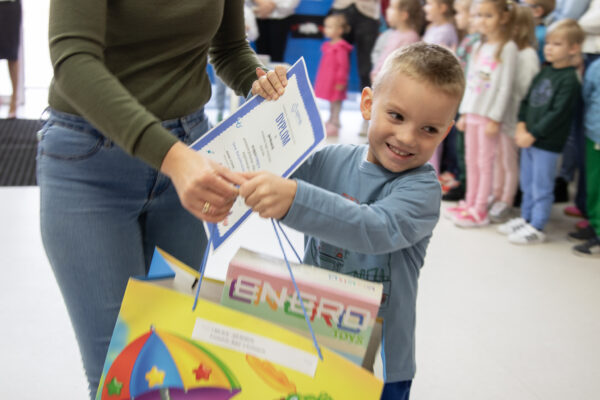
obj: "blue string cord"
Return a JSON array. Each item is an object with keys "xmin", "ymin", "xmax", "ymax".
[
  {"xmin": 271, "ymin": 219, "xmax": 323, "ymax": 360},
  {"xmin": 192, "ymin": 223, "xmax": 215, "ymax": 311},
  {"xmin": 276, "ymin": 220, "xmax": 302, "ymax": 264}
]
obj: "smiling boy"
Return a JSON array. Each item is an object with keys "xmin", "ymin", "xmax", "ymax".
[{"xmin": 239, "ymin": 43, "xmax": 465, "ymax": 399}]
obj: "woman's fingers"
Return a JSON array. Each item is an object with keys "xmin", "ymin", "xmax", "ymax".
[{"xmin": 252, "ymin": 67, "xmax": 288, "ymax": 100}]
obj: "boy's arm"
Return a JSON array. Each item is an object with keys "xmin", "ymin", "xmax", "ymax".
[{"xmin": 281, "ymin": 176, "xmax": 441, "ymax": 255}]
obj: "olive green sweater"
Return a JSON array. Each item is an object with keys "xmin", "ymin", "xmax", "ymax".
[{"xmin": 48, "ymin": 0, "xmax": 263, "ymax": 169}]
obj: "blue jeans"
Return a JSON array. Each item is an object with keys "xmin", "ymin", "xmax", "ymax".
[
  {"xmin": 520, "ymin": 146, "xmax": 560, "ymax": 231},
  {"xmin": 36, "ymin": 108, "xmax": 209, "ymax": 399},
  {"xmin": 381, "ymin": 380, "xmax": 412, "ymax": 400}
]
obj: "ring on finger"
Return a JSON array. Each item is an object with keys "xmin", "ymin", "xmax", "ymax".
[{"xmin": 202, "ymin": 201, "xmax": 211, "ymax": 214}]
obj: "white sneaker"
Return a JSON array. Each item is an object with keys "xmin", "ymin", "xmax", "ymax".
[
  {"xmin": 489, "ymin": 201, "xmax": 511, "ymax": 223},
  {"xmin": 508, "ymin": 223, "xmax": 546, "ymax": 244},
  {"xmin": 497, "ymin": 217, "xmax": 527, "ymax": 235}
]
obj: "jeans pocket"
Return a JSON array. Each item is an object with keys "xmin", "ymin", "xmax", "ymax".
[{"xmin": 39, "ymin": 120, "xmax": 104, "ymax": 161}]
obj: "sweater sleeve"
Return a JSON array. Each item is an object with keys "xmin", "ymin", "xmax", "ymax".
[
  {"xmin": 579, "ymin": 8, "xmax": 600, "ymax": 35},
  {"xmin": 282, "ymin": 174, "xmax": 441, "ymax": 255},
  {"xmin": 334, "ymin": 46, "xmax": 351, "ymax": 88},
  {"xmin": 48, "ymin": 0, "xmax": 175, "ymax": 169},
  {"xmin": 488, "ymin": 42, "xmax": 518, "ymax": 122},
  {"xmin": 48, "ymin": 0, "xmax": 261, "ymax": 169},
  {"xmin": 209, "ymin": 1, "xmax": 265, "ymax": 97}
]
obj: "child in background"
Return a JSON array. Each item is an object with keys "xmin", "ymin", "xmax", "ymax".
[
  {"xmin": 442, "ymin": 0, "xmax": 480, "ymax": 201},
  {"xmin": 370, "ymin": 0, "xmax": 423, "ymax": 82},
  {"xmin": 499, "ymin": 19, "xmax": 584, "ymax": 244},
  {"xmin": 522, "ymin": 0, "xmax": 556, "ymax": 62},
  {"xmin": 451, "ymin": 0, "xmax": 518, "ymax": 228},
  {"xmin": 489, "ymin": 4, "xmax": 540, "ymax": 223},
  {"xmin": 571, "ymin": 57, "xmax": 600, "ymax": 257},
  {"xmin": 423, "ymin": 0, "xmax": 459, "ymax": 175},
  {"xmin": 239, "ymin": 43, "xmax": 466, "ymax": 400},
  {"xmin": 314, "ymin": 13, "xmax": 353, "ymax": 137}
]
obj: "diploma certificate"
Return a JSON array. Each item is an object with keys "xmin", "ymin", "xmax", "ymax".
[{"xmin": 190, "ymin": 58, "xmax": 325, "ymax": 250}]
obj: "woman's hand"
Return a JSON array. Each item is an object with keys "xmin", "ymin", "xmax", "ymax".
[
  {"xmin": 251, "ymin": 65, "xmax": 288, "ymax": 101},
  {"xmin": 160, "ymin": 142, "xmax": 245, "ymax": 223},
  {"xmin": 239, "ymin": 171, "xmax": 297, "ymax": 219}
]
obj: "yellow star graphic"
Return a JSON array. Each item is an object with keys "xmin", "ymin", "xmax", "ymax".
[{"xmin": 145, "ymin": 366, "xmax": 166, "ymax": 388}]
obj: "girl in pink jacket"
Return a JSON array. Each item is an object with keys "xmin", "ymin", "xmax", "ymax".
[{"xmin": 314, "ymin": 13, "xmax": 353, "ymax": 136}]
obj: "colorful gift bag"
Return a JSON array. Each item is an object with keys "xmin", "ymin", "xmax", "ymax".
[{"xmin": 95, "ymin": 248, "xmax": 383, "ymax": 400}]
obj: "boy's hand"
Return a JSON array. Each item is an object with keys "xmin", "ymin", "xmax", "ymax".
[
  {"xmin": 515, "ymin": 130, "xmax": 536, "ymax": 148},
  {"xmin": 456, "ymin": 116, "xmax": 466, "ymax": 132},
  {"xmin": 239, "ymin": 171, "xmax": 297, "ymax": 219},
  {"xmin": 485, "ymin": 120, "xmax": 500, "ymax": 137}
]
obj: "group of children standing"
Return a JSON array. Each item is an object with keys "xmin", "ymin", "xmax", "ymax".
[{"xmin": 312, "ymin": 0, "xmax": 599, "ymax": 257}]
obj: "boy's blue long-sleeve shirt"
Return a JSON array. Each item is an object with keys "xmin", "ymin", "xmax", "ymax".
[
  {"xmin": 282, "ymin": 144, "xmax": 442, "ymax": 382},
  {"xmin": 583, "ymin": 58, "xmax": 600, "ymax": 145}
]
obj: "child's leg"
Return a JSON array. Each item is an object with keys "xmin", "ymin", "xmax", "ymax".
[
  {"xmin": 585, "ymin": 138, "xmax": 600, "ymax": 236},
  {"xmin": 499, "ymin": 133, "xmax": 520, "ymax": 205},
  {"xmin": 329, "ymin": 100, "xmax": 342, "ymax": 126},
  {"xmin": 529, "ymin": 147, "xmax": 560, "ymax": 231},
  {"xmin": 473, "ymin": 119, "xmax": 499, "ymax": 215},
  {"xmin": 519, "ymin": 147, "xmax": 534, "ymax": 222},
  {"xmin": 463, "ymin": 115, "xmax": 482, "ymax": 208},
  {"xmin": 380, "ymin": 380, "xmax": 412, "ymax": 400},
  {"xmin": 493, "ymin": 138, "xmax": 505, "ymax": 201}
]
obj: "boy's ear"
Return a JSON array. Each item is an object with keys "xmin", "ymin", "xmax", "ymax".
[
  {"xmin": 360, "ymin": 87, "xmax": 374, "ymax": 121},
  {"xmin": 569, "ymin": 43, "xmax": 582, "ymax": 57}
]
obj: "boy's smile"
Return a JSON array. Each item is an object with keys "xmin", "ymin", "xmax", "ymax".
[{"xmin": 361, "ymin": 73, "xmax": 457, "ymax": 173}]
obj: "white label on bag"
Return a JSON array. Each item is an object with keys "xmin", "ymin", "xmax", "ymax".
[{"xmin": 192, "ymin": 318, "xmax": 318, "ymax": 377}]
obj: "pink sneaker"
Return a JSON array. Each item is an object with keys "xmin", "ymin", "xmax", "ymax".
[
  {"xmin": 564, "ymin": 205, "xmax": 583, "ymax": 218},
  {"xmin": 454, "ymin": 208, "xmax": 490, "ymax": 228},
  {"xmin": 445, "ymin": 200, "xmax": 467, "ymax": 220},
  {"xmin": 575, "ymin": 219, "xmax": 590, "ymax": 230}
]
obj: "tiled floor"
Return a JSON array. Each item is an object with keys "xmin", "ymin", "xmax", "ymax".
[{"xmin": 1, "ymin": 2, "xmax": 600, "ymax": 399}]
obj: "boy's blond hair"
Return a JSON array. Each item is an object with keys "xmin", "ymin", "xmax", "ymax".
[
  {"xmin": 513, "ymin": 4, "xmax": 536, "ymax": 50},
  {"xmin": 547, "ymin": 18, "xmax": 585, "ymax": 46},
  {"xmin": 373, "ymin": 42, "xmax": 465, "ymax": 102},
  {"xmin": 532, "ymin": 0, "xmax": 556, "ymax": 17}
]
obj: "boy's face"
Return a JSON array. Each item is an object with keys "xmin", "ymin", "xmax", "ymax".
[
  {"xmin": 361, "ymin": 73, "xmax": 457, "ymax": 174},
  {"xmin": 544, "ymin": 33, "xmax": 579, "ymax": 68}
]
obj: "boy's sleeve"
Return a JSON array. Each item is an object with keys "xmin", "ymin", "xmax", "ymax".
[
  {"xmin": 518, "ymin": 72, "xmax": 538, "ymax": 123},
  {"xmin": 527, "ymin": 75, "xmax": 581, "ymax": 140},
  {"xmin": 281, "ymin": 173, "xmax": 441, "ymax": 255}
]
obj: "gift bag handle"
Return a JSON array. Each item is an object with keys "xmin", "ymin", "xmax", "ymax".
[
  {"xmin": 271, "ymin": 219, "xmax": 323, "ymax": 360},
  {"xmin": 191, "ymin": 221, "xmax": 323, "ymax": 361}
]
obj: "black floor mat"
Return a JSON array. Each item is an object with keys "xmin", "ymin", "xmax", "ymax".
[{"xmin": 0, "ymin": 118, "xmax": 41, "ymax": 186}]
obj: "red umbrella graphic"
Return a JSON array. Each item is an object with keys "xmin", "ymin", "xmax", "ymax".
[{"xmin": 101, "ymin": 327, "xmax": 241, "ymax": 399}]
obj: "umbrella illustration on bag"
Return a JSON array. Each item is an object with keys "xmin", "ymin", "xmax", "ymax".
[{"xmin": 100, "ymin": 327, "xmax": 241, "ymax": 400}]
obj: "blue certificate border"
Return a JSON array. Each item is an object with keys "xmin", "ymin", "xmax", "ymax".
[{"xmin": 190, "ymin": 58, "xmax": 325, "ymax": 250}]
